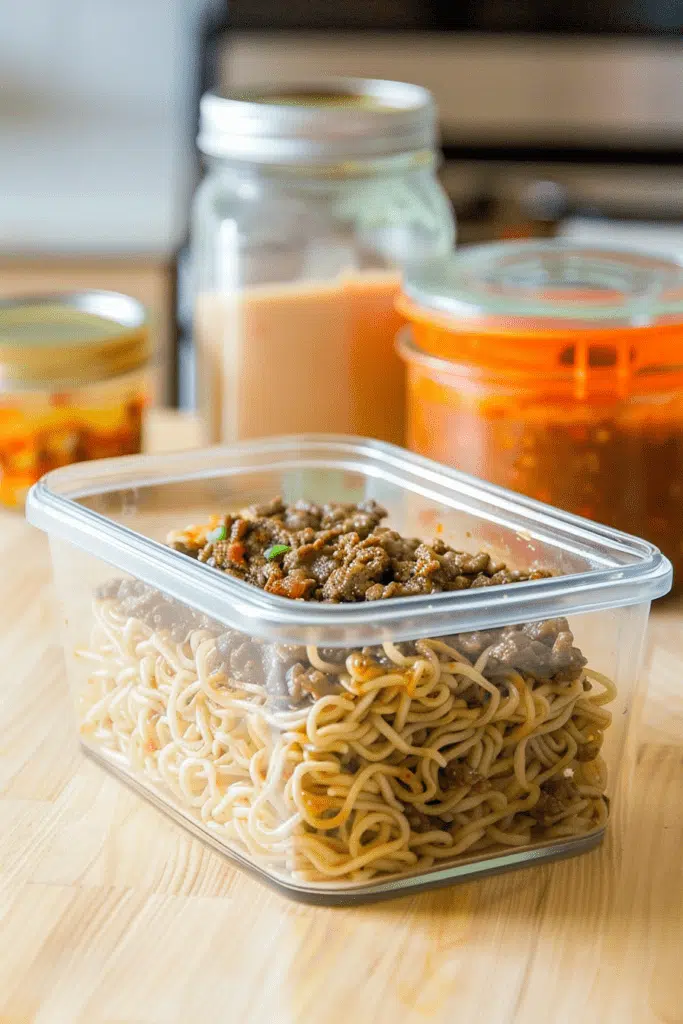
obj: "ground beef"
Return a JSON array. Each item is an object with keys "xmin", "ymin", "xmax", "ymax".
[
  {"xmin": 359, "ymin": 642, "xmax": 418, "ymax": 667},
  {"xmin": 576, "ymin": 738, "xmax": 602, "ymax": 762},
  {"xmin": 169, "ymin": 541, "xmax": 200, "ymax": 559},
  {"xmin": 96, "ymin": 500, "xmax": 575, "ymax": 713},
  {"xmin": 285, "ymin": 663, "xmax": 342, "ymax": 701},
  {"xmin": 94, "ymin": 578, "xmax": 218, "ymax": 642},
  {"xmin": 95, "ymin": 580, "xmax": 319, "ymax": 705},
  {"xmin": 214, "ymin": 637, "xmax": 325, "ymax": 704},
  {"xmin": 441, "ymin": 761, "xmax": 490, "ymax": 792},
  {"xmin": 445, "ymin": 628, "xmax": 503, "ymax": 660},
  {"xmin": 314, "ymin": 647, "xmax": 351, "ymax": 666},
  {"xmin": 167, "ymin": 497, "xmax": 552, "ymax": 604},
  {"xmin": 529, "ymin": 777, "xmax": 581, "ymax": 824},
  {"xmin": 215, "ymin": 633, "xmax": 265, "ymax": 686},
  {"xmin": 445, "ymin": 618, "xmax": 586, "ymax": 680},
  {"xmin": 247, "ymin": 497, "xmax": 286, "ymax": 519},
  {"xmin": 403, "ymin": 806, "xmax": 449, "ymax": 834},
  {"xmin": 259, "ymin": 644, "xmax": 309, "ymax": 701}
]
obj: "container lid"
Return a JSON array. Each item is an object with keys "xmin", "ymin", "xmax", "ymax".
[
  {"xmin": 402, "ymin": 242, "xmax": 683, "ymax": 326},
  {"xmin": 25, "ymin": 436, "xmax": 672, "ymax": 647},
  {"xmin": 197, "ymin": 79, "xmax": 438, "ymax": 165},
  {"xmin": 0, "ymin": 291, "xmax": 149, "ymax": 389},
  {"xmin": 398, "ymin": 242, "xmax": 683, "ymax": 399}
]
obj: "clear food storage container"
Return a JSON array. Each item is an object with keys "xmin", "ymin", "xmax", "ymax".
[
  {"xmin": 397, "ymin": 242, "xmax": 683, "ymax": 591},
  {"xmin": 27, "ymin": 437, "xmax": 671, "ymax": 903}
]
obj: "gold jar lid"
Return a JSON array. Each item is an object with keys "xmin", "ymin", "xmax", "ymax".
[{"xmin": 0, "ymin": 291, "xmax": 149, "ymax": 389}]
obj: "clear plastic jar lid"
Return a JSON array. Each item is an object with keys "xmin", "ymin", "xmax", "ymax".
[
  {"xmin": 198, "ymin": 79, "xmax": 438, "ymax": 165},
  {"xmin": 402, "ymin": 242, "xmax": 683, "ymax": 328},
  {"xmin": 398, "ymin": 243, "xmax": 683, "ymax": 400}
]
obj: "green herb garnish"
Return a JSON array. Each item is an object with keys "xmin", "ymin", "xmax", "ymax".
[
  {"xmin": 206, "ymin": 525, "xmax": 227, "ymax": 544},
  {"xmin": 265, "ymin": 544, "xmax": 291, "ymax": 561}
]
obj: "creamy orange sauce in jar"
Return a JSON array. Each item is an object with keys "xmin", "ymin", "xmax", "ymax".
[
  {"xmin": 195, "ymin": 270, "xmax": 405, "ymax": 447},
  {"xmin": 192, "ymin": 79, "xmax": 455, "ymax": 449}
]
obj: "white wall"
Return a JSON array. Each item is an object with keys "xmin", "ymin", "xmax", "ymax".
[{"xmin": 0, "ymin": 0, "xmax": 219, "ymax": 255}]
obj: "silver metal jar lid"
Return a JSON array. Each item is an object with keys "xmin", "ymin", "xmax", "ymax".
[{"xmin": 197, "ymin": 79, "xmax": 438, "ymax": 164}]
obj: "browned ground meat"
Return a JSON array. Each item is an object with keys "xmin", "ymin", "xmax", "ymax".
[
  {"xmin": 93, "ymin": 577, "xmax": 342, "ymax": 704},
  {"xmin": 443, "ymin": 618, "xmax": 587, "ymax": 680},
  {"xmin": 95, "ymin": 500, "xmax": 574, "ymax": 709},
  {"xmin": 402, "ymin": 806, "xmax": 450, "ymax": 834},
  {"xmin": 169, "ymin": 497, "xmax": 551, "ymax": 604},
  {"xmin": 576, "ymin": 738, "xmax": 602, "ymax": 762},
  {"xmin": 529, "ymin": 778, "xmax": 581, "ymax": 824},
  {"xmin": 285, "ymin": 664, "xmax": 341, "ymax": 701},
  {"xmin": 441, "ymin": 761, "xmax": 490, "ymax": 792},
  {"xmin": 94, "ymin": 578, "xmax": 217, "ymax": 642},
  {"xmin": 93, "ymin": 577, "xmax": 584, "ymax": 707}
]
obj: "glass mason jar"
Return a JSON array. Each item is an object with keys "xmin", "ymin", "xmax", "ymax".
[
  {"xmin": 191, "ymin": 79, "xmax": 455, "ymax": 446},
  {"xmin": 397, "ymin": 242, "xmax": 683, "ymax": 591}
]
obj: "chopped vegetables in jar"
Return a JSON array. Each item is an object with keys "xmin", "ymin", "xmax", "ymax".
[
  {"xmin": 0, "ymin": 382, "xmax": 145, "ymax": 508},
  {"xmin": 0, "ymin": 292, "xmax": 149, "ymax": 508}
]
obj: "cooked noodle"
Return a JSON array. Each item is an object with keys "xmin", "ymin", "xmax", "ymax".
[{"xmin": 76, "ymin": 597, "xmax": 613, "ymax": 886}]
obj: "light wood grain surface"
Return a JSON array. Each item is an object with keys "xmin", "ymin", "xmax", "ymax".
[{"xmin": 1, "ymin": 411, "xmax": 682, "ymax": 1024}]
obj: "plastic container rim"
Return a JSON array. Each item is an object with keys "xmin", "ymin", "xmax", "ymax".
[{"xmin": 25, "ymin": 435, "xmax": 672, "ymax": 645}]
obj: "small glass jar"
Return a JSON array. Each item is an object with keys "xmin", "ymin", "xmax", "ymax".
[
  {"xmin": 192, "ymin": 79, "xmax": 455, "ymax": 447},
  {"xmin": 397, "ymin": 242, "xmax": 683, "ymax": 590},
  {"xmin": 0, "ymin": 292, "xmax": 149, "ymax": 508}
]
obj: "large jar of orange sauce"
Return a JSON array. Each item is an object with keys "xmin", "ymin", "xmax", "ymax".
[
  {"xmin": 192, "ymin": 79, "xmax": 454, "ymax": 446},
  {"xmin": 397, "ymin": 242, "xmax": 683, "ymax": 589}
]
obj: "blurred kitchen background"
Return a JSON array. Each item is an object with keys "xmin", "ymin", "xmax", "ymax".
[{"xmin": 2, "ymin": 0, "xmax": 682, "ymax": 408}]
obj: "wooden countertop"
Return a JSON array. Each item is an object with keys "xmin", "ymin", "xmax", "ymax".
[{"xmin": 1, "ymin": 411, "xmax": 682, "ymax": 1024}]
